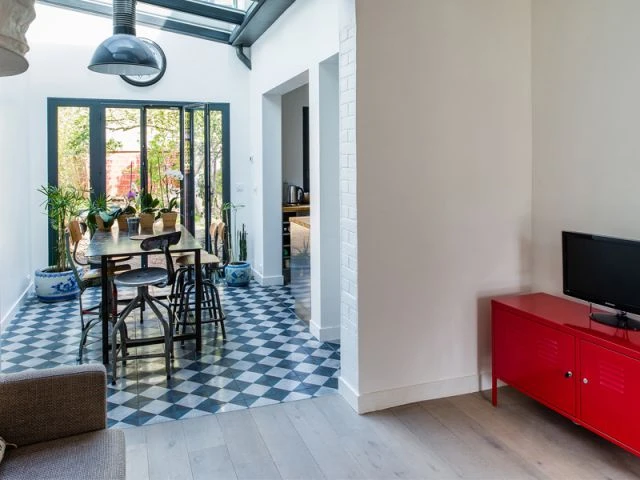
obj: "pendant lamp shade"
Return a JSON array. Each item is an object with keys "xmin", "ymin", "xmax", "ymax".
[
  {"xmin": 88, "ymin": 0, "xmax": 159, "ymax": 75},
  {"xmin": 0, "ymin": 0, "xmax": 36, "ymax": 77}
]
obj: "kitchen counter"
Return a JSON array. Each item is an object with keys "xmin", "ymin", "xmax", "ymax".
[
  {"xmin": 289, "ymin": 216, "xmax": 310, "ymax": 229},
  {"xmin": 282, "ymin": 204, "xmax": 310, "ymax": 214},
  {"xmin": 290, "ymin": 216, "xmax": 311, "ymax": 322}
]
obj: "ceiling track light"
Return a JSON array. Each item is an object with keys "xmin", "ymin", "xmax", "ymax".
[{"xmin": 88, "ymin": 0, "xmax": 160, "ymax": 76}]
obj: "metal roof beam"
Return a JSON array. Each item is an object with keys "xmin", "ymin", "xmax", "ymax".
[{"xmin": 230, "ymin": 0, "xmax": 295, "ymax": 47}]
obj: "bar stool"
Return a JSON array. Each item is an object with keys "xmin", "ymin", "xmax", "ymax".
[
  {"xmin": 110, "ymin": 231, "xmax": 181, "ymax": 384},
  {"xmin": 65, "ymin": 225, "xmax": 130, "ymax": 362},
  {"xmin": 171, "ymin": 252, "xmax": 226, "ymax": 341}
]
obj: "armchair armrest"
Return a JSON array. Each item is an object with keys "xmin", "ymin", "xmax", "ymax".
[{"xmin": 0, "ymin": 364, "xmax": 107, "ymax": 446}]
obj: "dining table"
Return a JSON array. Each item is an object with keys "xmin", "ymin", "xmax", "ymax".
[{"xmin": 86, "ymin": 224, "xmax": 204, "ymax": 365}]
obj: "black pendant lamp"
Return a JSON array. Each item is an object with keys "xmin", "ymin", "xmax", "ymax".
[{"xmin": 88, "ymin": 0, "xmax": 159, "ymax": 75}]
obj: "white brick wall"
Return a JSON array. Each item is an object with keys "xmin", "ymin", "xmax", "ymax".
[{"xmin": 339, "ymin": 13, "xmax": 359, "ymax": 393}]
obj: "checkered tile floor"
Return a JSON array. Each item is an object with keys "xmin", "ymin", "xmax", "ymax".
[{"xmin": 0, "ymin": 282, "xmax": 339, "ymax": 428}]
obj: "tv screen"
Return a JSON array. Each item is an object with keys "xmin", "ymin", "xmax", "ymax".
[{"xmin": 563, "ymin": 231, "xmax": 640, "ymax": 317}]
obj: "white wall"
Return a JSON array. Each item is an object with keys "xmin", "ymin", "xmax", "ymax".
[
  {"xmin": 281, "ymin": 84, "xmax": 308, "ymax": 190},
  {"xmin": 25, "ymin": 4, "xmax": 251, "ymax": 271},
  {"xmin": 532, "ymin": 0, "xmax": 640, "ymax": 294},
  {"xmin": 249, "ymin": 0, "xmax": 340, "ymax": 286},
  {"xmin": 354, "ymin": 0, "xmax": 533, "ymax": 411},
  {"xmin": 0, "ymin": 73, "xmax": 32, "ymax": 327}
]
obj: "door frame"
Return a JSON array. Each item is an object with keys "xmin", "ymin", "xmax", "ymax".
[{"xmin": 47, "ymin": 97, "xmax": 230, "ymax": 264}]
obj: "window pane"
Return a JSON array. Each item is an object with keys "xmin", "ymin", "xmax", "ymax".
[
  {"xmin": 105, "ymin": 108, "xmax": 141, "ymax": 209},
  {"xmin": 57, "ymin": 106, "xmax": 90, "ymax": 196},
  {"xmin": 210, "ymin": 110, "xmax": 223, "ymax": 223}
]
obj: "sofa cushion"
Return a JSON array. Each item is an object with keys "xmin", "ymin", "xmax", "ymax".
[{"xmin": 0, "ymin": 429, "xmax": 125, "ymax": 480}]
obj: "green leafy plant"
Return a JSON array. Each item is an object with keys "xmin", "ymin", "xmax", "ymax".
[
  {"xmin": 139, "ymin": 192, "xmax": 161, "ymax": 217},
  {"xmin": 222, "ymin": 202, "xmax": 246, "ymax": 263},
  {"xmin": 38, "ymin": 184, "xmax": 85, "ymax": 272},
  {"xmin": 238, "ymin": 224, "xmax": 247, "ymax": 262},
  {"xmin": 86, "ymin": 194, "xmax": 119, "ymax": 234},
  {"xmin": 159, "ymin": 197, "xmax": 179, "ymax": 214}
]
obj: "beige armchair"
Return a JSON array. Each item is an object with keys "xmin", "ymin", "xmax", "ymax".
[{"xmin": 0, "ymin": 364, "xmax": 125, "ymax": 480}]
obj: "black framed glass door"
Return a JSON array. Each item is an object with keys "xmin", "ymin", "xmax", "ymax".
[{"xmin": 48, "ymin": 98, "xmax": 230, "ymax": 262}]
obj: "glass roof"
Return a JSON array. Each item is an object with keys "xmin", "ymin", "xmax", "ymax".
[
  {"xmin": 38, "ymin": 0, "xmax": 291, "ymax": 52},
  {"xmin": 138, "ymin": 3, "xmax": 238, "ymax": 34},
  {"xmin": 195, "ymin": 0, "xmax": 256, "ymax": 12}
]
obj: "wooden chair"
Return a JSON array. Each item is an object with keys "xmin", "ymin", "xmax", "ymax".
[{"xmin": 65, "ymin": 224, "xmax": 130, "ymax": 362}]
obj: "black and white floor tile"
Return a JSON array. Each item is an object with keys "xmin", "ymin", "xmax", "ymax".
[{"xmin": 0, "ymin": 282, "xmax": 340, "ymax": 428}]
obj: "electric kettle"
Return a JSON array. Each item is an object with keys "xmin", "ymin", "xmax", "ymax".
[{"xmin": 288, "ymin": 185, "xmax": 304, "ymax": 204}]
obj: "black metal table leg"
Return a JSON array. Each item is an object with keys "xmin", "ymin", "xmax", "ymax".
[
  {"xmin": 195, "ymin": 249, "xmax": 202, "ymax": 351},
  {"xmin": 101, "ymin": 255, "xmax": 109, "ymax": 365}
]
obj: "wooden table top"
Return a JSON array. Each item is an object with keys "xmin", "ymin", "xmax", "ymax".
[
  {"xmin": 87, "ymin": 224, "xmax": 202, "ymax": 258},
  {"xmin": 290, "ymin": 216, "xmax": 310, "ymax": 229},
  {"xmin": 283, "ymin": 204, "xmax": 310, "ymax": 213}
]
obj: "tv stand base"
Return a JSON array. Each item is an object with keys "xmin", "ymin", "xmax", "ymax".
[{"xmin": 590, "ymin": 312, "xmax": 640, "ymax": 331}]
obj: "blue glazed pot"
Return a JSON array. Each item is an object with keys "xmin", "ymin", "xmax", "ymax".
[
  {"xmin": 34, "ymin": 267, "xmax": 80, "ymax": 303},
  {"xmin": 225, "ymin": 262, "xmax": 251, "ymax": 287}
]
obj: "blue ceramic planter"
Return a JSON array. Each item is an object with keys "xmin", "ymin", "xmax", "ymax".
[
  {"xmin": 225, "ymin": 262, "xmax": 251, "ymax": 287},
  {"xmin": 34, "ymin": 267, "xmax": 80, "ymax": 303}
]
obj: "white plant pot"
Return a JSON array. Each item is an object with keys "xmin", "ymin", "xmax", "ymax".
[{"xmin": 34, "ymin": 267, "xmax": 79, "ymax": 303}]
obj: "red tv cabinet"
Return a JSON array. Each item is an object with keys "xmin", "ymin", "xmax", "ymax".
[{"xmin": 492, "ymin": 293, "xmax": 640, "ymax": 457}]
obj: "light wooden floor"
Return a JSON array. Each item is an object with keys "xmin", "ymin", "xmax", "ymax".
[{"xmin": 124, "ymin": 387, "xmax": 640, "ymax": 479}]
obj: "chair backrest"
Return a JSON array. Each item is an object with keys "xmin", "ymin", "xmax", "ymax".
[
  {"xmin": 64, "ymin": 230, "xmax": 85, "ymax": 290},
  {"xmin": 140, "ymin": 231, "xmax": 182, "ymax": 286},
  {"xmin": 67, "ymin": 220, "xmax": 90, "ymax": 267},
  {"xmin": 212, "ymin": 222, "xmax": 228, "ymax": 266}
]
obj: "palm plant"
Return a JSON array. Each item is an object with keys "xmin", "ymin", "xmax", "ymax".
[
  {"xmin": 222, "ymin": 202, "xmax": 245, "ymax": 263},
  {"xmin": 38, "ymin": 185, "xmax": 85, "ymax": 272}
]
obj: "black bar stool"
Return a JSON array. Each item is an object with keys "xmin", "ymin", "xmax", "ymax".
[
  {"xmin": 171, "ymin": 252, "xmax": 226, "ymax": 341},
  {"xmin": 110, "ymin": 231, "xmax": 181, "ymax": 384}
]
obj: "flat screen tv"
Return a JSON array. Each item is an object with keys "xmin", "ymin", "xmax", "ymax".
[{"xmin": 563, "ymin": 230, "xmax": 640, "ymax": 330}]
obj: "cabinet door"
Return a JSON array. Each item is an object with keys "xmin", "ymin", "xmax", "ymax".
[
  {"xmin": 580, "ymin": 341, "xmax": 640, "ymax": 452},
  {"xmin": 494, "ymin": 309, "xmax": 576, "ymax": 415}
]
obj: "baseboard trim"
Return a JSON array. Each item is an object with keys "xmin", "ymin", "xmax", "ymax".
[
  {"xmin": 252, "ymin": 269, "xmax": 283, "ymax": 287},
  {"xmin": 338, "ymin": 376, "xmax": 360, "ymax": 412},
  {"xmin": 309, "ymin": 320, "xmax": 340, "ymax": 342},
  {"xmin": 1, "ymin": 282, "xmax": 33, "ymax": 334},
  {"xmin": 354, "ymin": 372, "xmax": 492, "ymax": 413}
]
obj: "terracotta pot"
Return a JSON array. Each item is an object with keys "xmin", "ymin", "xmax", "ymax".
[
  {"xmin": 162, "ymin": 212, "xmax": 178, "ymax": 229},
  {"xmin": 117, "ymin": 214, "xmax": 131, "ymax": 231},
  {"xmin": 139, "ymin": 213, "xmax": 156, "ymax": 230},
  {"xmin": 95, "ymin": 216, "xmax": 112, "ymax": 232}
]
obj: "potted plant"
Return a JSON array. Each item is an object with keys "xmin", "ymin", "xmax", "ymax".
[
  {"xmin": 138, "ymin": 192, "xmax": 160, "ymax": 230},
  {"xmin": 115, "ymin": 189, "xmax": 137, "ymax": 231},
  {"xmin": 86, "ymin": 194, "xmax": 119, "ymax": 233},
  {"xmin": 159, "ymin": 197, "xmax": 179, "ymax": 229},
  {"xmin": 35, "ymin": 185, "xmax": 85, "ymax": 302},
  {"xmin": 222, "ymin": 202, "xmax": 251, "ymax": 287}
]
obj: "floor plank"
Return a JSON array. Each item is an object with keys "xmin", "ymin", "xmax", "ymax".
[
  {"xmin": 450, "ymin": 392, "xmax": 610, "ymax": 479},
  {"xmin": 282, "ymin": 398, "xmax": 367, "ymax": 479},
  {"xmin": 181, "ymin": 414, "xmax": 225, "ymax": 452},
  {"xmin": 125, "ymin": 389, "xmax": 640, "ymax": 480},
  {"xmin": 423, "ymin": 397, "xmax": 549, "ymax": 479},
  {"xmin": 144, "ymin": 420, "xmax": 194, "ymax": 480},
  {"xmin": 189, "ymin": 445, "xmax": 237, "ymax": 480},
  {"xmin": 217, "ymin": 408, "xmax": 282, "ymax": 480},
  {"xmin": 126, "ymin": 442, "xmax": 150, "ymax": 480},
  {"xmin": 251, "ymin": 403, "xmax": 326, "ymax": 480}
]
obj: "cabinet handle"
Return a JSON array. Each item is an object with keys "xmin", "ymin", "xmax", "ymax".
[
  {"xmin": 583, "ymin": 378, "xmax": 589, "ymax": 384},
  {"xmin": 564, "ymin": 371, "xmax": 573, "ymax": 378}
]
